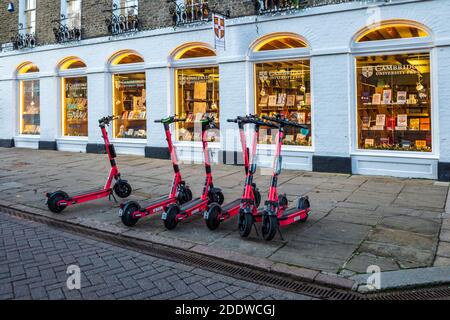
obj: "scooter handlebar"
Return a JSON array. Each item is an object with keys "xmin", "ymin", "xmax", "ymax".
[
  {"xmin": 155, "ymin": 116, "xmax": 186, "ymax": 124},
  {"xmin": 98, "ymin": 115, "xmax": 117, "ymax": 126},
  {"xmin": 262, "ymin": 115, "xmax": 309, "ymax": 129},
  {"xmin": 227, "ymin": 115, "xmax": 278, "ymax": 128}
]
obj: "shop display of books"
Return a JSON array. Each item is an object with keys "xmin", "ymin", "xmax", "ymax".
[
  {"xmin": 410, "ymin": 118, "xmax": 420, "ymax": 131},
  {"xmin": 22, "ymin": 125, "xmax": 40, "ymax": 135},
  {"xmin": 357, "ymin": 69, "xmax": 432, "ymax": 152},
  {"xmin": 420, "ymin": 118, "xmax": 430, "ymax": 131}
]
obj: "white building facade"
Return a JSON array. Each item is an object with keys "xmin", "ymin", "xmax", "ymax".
[{"xmin": 1, "ymin": 0, "xmax": 450, "ymax": 180}]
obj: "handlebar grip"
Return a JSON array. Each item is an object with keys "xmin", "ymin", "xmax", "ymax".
[
  {"xmin": 154, "ymin": 119, "xmax": 162, "ymax": 123},
  {"xmin": 175, "ymin": 118, "xmax": 186, "ymax": 122},
  {"xmin": 227, "ymin": 119, "xmax": 237, "ymax": 123}
]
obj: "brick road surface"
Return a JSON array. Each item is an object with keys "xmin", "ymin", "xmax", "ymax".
[
  {"xmin": 0, "ymin": 148, "xmax": 449, "ymax": 276},
  {"xmin": 0, "ymin": 213, "xmax": 312, "ymax": 300}
]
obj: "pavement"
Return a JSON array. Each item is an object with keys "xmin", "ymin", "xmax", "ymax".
[
  {"xmin": 0, "ymin": 148, "xmax": 450, "ymax": 292},
  {"xmin": 0, "ymin": 213, "xmax": 310, "ymax": 300}
]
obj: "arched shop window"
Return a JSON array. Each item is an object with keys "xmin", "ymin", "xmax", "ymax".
[
  {"xmin": 110, "ymin": 50, "xmax": 146, "ymax": 139},
  {"xmin": 251, "ymin": 33, "xmax": 311, "ymax": 146},
  {"xmin": 59, "ymin": 57, "xmax": 88, "ymax": 137},
  {"xmin": 172, "ymin": 43, "xmax": 220, "ymax": 143},
  {"xmin": 17, "ymin": 62, "xmax": 40, "ymax": 135},
  {"xmin": 353, "ymin": 21, "xmax": 433, "ymax": 152}
]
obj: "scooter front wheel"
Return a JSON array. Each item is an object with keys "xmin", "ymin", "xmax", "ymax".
[
  {"xmin": 163, "ymin": 204, "xmax": 180, "ymax": 230},
  {"xmin": 205, "ymin": 204, "xmax": 221, "ymax": 231},
  {"xmin": 114, "ymin": 181, "xmax": 132, "ymax": 198},
  {"xmin": 47, "ymin": 191, "xmax": 68, "ymax": 214},
  {"xmin": 262, "ymin": 214, "xmax": 278, "ymax": 241},
  {"xmin": 238, "ymin": 209, "xmax": 253, "ymax": 238},
  {"xmin": 120, "ymin": 202, "xmax": 140, "ymax": 227}
]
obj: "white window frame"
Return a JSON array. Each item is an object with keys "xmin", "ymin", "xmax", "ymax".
[
  {"xmin": 17, "ymin": 69, "xmax": 40, "ymax": 137},
  {"xmin": 19, "ymin": 0, "xmax": 36, "ymax": 34},
  {"xmin": 350, "ymin": 30, "xmax": 438, "ymax": 159},
  {"xmin": 169, "ymin": 45, "xmax": 220, "ymax": 149},
  {"xmin": 248, "ymin": 44, "xmax": 314, "ymax": 153},
  {"xmin": 113, "ymin": 0, "xmax": 138, "ymax": 16},
  {"xmin": 61, "ymin": 0, "xmax": 82, "ymax": 29}
]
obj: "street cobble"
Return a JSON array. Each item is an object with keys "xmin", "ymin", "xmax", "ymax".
[{"xmin": 0, "ymin": 213, "xmax": 311, "ymax": 300}]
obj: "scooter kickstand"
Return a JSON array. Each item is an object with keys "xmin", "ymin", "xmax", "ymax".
[
  {"xmin": 253, "ymin": 222, "xmax": 260, "ymax": 237},
  {"xmin": 109, "ymin": 192, "xmax": 118, "ymax": 203},
  {"xmin": 277, "ymin": 226, "xmax": 285, "ymax": 241}
]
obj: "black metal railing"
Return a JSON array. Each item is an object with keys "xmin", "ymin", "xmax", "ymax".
[
  {"xmin": 52, "ymin": 15, "xmax": 82, "ymax": 43},
  {"xmin": 105, "ymin": 3, "xmax": 140, "ymax": 35},
  {"xmin": 168, "ymin": 0, "xmax": 210, "ymax": 26},
  {"xmin": 255, "ymin": 0, "xmax": 383, "ymax": 14},
  {"xmin": 10, "ymin": 23, "xmax": 36, "ymax": 50}
]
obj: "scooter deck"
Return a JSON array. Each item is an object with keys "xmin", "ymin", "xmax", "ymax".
[
  {"xmin": 278, "ymin": 207, "xmax": 310, "ymax": 224},
  {"xmin": 221, "ymin": 199, "xmax": 241, "ymax": 213},
  {"xmin": 69, "ymin": 187, "xmax": 112, "ymax": 199},
  {"xmin": 279, "ymin": 207, "xmax": 300, "ymax": 219},
  {"xmin": 180, "ymin": 197, "xmax": 204, "ymax": 212},
  {"xmin": 142, "ymin": 195, "xmax": 171, "ymax": 209}
]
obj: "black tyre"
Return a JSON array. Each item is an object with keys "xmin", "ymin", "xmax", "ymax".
[
  {"xmin": 278, "ymin": 194, "xmax": 288, "ymax": 208},
  {"xmin": 253, "ymin": 188, "xmax": 261, "ymax": 208},
  {"xmin": 297, "ymin": 197, "xmax": 310, "ymax": 223},
  {"xmin": 114, "ymin": 181, "xmax": 132, "ymax": 198},
  {"xmin": 209, "ymin": 190, "xmax": 224, "ymax": 205},
  {"xmin": 47, "ymin": 191, "xmax": 68, "ymax": 214},
  {"xmin": 178, "ymin": 186, "xmax": 193, "ymax": 205},
  {"xmin": 205, "ymin": 204, "xmax": 221, "ymax": 231},
  {"xmin": 238, "ymin": 209, "xmax": 254, "ymax": 238},
  {"xmin": 163, "ymin": 204, "xmax": 180, "ymax": 230},
  {"xmin": 120, "ymin": 202, "xmax": 140, "ymax": 227},
  {"xmin": 262, "ymin": 214, "xmax": 278, "ymax": 241}
]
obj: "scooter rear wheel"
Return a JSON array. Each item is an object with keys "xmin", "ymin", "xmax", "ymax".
[
  {"xmin": 297, "ymin": 197, "xmax": 310, "ymax": 223},
  {"xmin": 163, "ymin": 204, "xmax": 180, "ymax": 230},
  {"xmin": 120, "ymin": 202, "xmax": 140, "ymax": 227},
  {"xmin": 47, "ymin": 191, "xmax": 68, "ymax": 214},
  {"xmin": 114, "ymin": 181, "xmax": 132, "ymax": 198},
  {"xmin": 262, "ymin": 214, "xmax": 278, "ymax": 241},
  {"xmin": 178, "ymin": 187, "xmax": 193, "ymax": 205},
  {"xmin": 278, "ymin": 194, "xmax": 288, "ymax": 208},
  {"xmin": 209, "ymin": 190, "xmax": 225, "ymax": 205},
  {"xmin": 205, "ymin": 204, "xmax": 221, "ymax": 231},
  {"xmin": 238, "ymin": 209, "xmax": 253, "ymax": 238}
]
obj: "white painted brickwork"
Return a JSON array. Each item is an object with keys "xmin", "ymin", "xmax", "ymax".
[{"xmin": 0, "ymin": 0, "xmax": 449, "ymax": 178}]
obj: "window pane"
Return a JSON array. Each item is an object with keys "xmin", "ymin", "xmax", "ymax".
[
  {"xmin": 20, "ymin": 80, "xmax": 40, "ymax": 135},
  {"xmin": 26, "ymin": 10, "xmax": 36, "ymax": 33},
  {"xmin": 176, "ymin": 67, "xmax": 220, "ymax": 142},
  {"xmin": 26, "ymin": 0, "xmax": 36, "ymax": 10},
  {"xmin": 120, "ymin": 0, "xmax": 138, "ymax": 15},
  {"xmin": 356, "ymin": 53, "xmax": 431, "ymax": 152},
  {"xmin": 113, "ymin": 73, "xmax": 147, "ymax": 139},
  {"xmin": 63, "ymin": 77, "xmax": 88, "ymax": 136},
  {"xmin": 358, "ymin": 25, "xmax": 428, "ymax": 42},
  {"xmin": 254, "ymin": 60, "xmax": 312, "ymax": 146},
  {"xmin": 67, "ymin": 0, "xmax": 81, "ymax": 28}
]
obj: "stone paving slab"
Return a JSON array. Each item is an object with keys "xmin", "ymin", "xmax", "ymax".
[
  {"xmin": 0, "ymin": 148, "xmax": 449, "ymax": 286},
  {"xmin": 351, "ymin": 266, "xmax": 450, "ymax": 293}
]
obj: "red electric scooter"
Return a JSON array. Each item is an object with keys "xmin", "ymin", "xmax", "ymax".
[
  {"xmin": 259, "ymin": 114, "xmax": 311, "ymax": 241},
  {"xmin": 46, "ymin": 116, "xmax": 132, "ymax": 213},
  {"xmin": 163, "ymin": 115, "xmax": 224, "ymax": 230},
  {"xmin": 119, "ymin": 116, "xmax": 193, "ymax": 226},
  {"xmin": 204, "ymin": 115, "xmax": 278, "ymax": 236}
]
